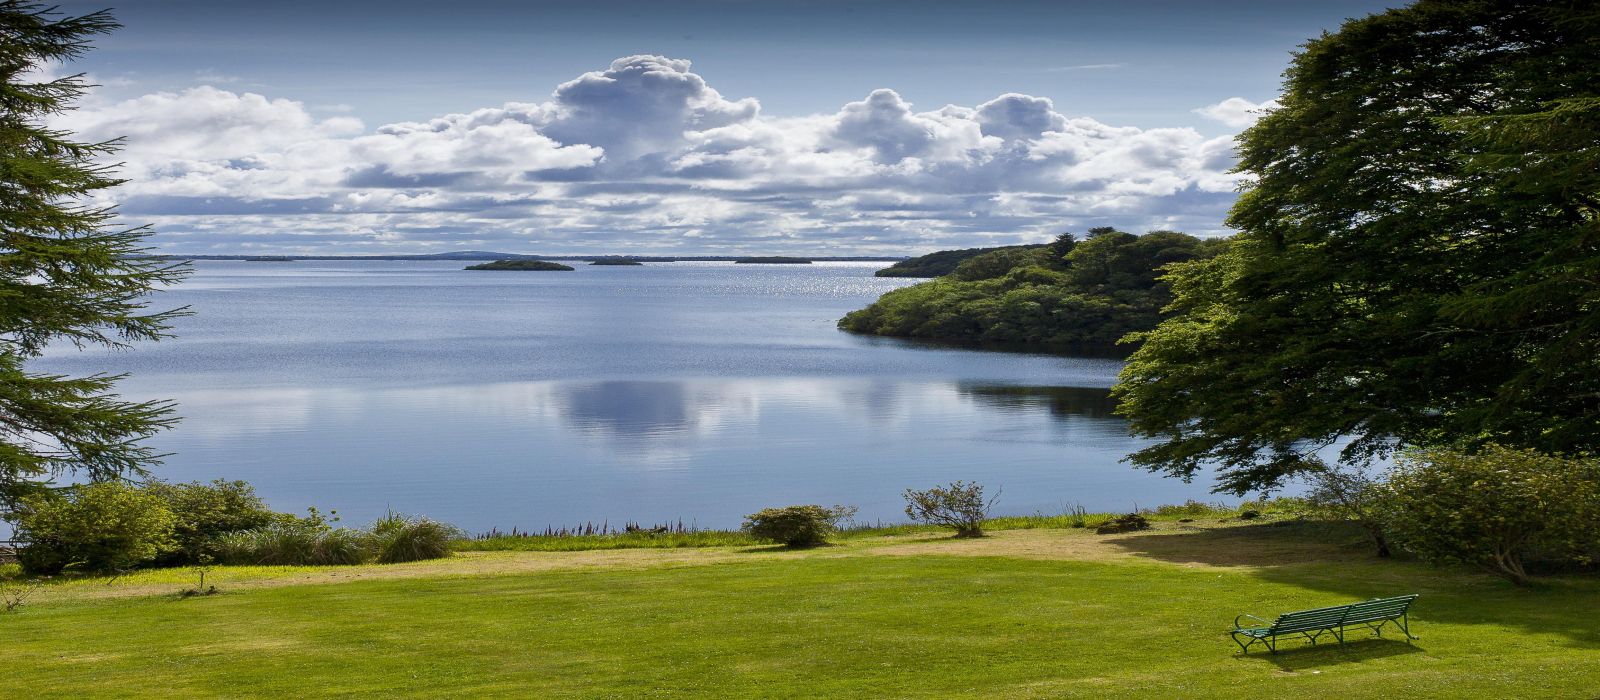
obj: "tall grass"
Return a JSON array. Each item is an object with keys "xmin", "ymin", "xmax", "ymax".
[{"xmin": 371, "ymin": 514, "xmax": 461, "ymax": 563}]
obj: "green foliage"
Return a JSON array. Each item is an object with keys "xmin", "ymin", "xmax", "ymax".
[
  {"xmin": 903, "ymin": 480, "xmax": 997, "ymax": 537},
  {"xmin": 369, "ymin": 513, "xmax": 460, "ymax": 564},
  {"xmin": 873, "ymin": 244, "xmax": 1046, "ymax": 278},
  {"xmin": 950, "ymin": 246, "xmax": 1054, "ymax": 281},
  {"xmin": 841, "ymin": 230, "xmax": 1223, "ymax": 352},
  {"xmin": 0, "ymin": 2, "xmax": 189, "ymax": 509},
  {"xmin": 144, "ymin": 479, "xmax": 282, "ymax": 564},
  {"xmin": 14, "ymin": 481, "xmax": 175, "ymax": 574},
  {"xmin": 1114, "ymin": 0, "xmax": 1600, "ymax": 493},
  {"xmin": 1373, "ymin": 445, "xmax": 1600, "ymax": 586},
  {"xmin": 741, "ymin": 505, "xmax": 852, "ymax": 547},
  {"xmin": 214, "ymin": 510, "xmax": 457, "ymax": 567}
]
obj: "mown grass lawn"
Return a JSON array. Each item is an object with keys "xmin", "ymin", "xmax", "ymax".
[{"xmin": 6, "ymin": 522, "xmax": 1597, "ymax": 698}]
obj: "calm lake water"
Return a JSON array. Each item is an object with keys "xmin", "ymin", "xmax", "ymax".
[{"xmin": 33, "ymin": 260, "xmax": 1227, "ymax": 531}]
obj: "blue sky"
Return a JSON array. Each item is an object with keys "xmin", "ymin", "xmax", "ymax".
[{"xmin": 50, "ymin": 0, "xmax": 1398, "ymax": 255}]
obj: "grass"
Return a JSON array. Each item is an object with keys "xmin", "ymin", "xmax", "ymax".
[
  {"xmin": 4, "ymin": 518, "xmax": 1596, "ymax": 698},
  {"xmin": 456, "ymin": 503, "xmax": 1292, "ymax": 553}
]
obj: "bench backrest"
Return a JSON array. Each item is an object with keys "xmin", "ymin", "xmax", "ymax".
[
  {"xmin": 1270, "ymin": 595, "xmax": 1417, "ymax": 633},
  {"xmin": 1342, "ymin": 595, "xmax": 1418, "ymax": 624},
  {"xmin": 1272, "ymin": 605, "xmax": 1353, "ymax": 634}
]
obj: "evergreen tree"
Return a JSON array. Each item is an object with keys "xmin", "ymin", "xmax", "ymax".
[{"xmin": 0, "ymin": 2, "xmax": 187, "ymax": 509}]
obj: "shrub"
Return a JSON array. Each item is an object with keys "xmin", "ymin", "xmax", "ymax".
[
  {"xmin": 1374, "ymin": 445, "xmax": 1600, "ymax": 585},
  {"xmin": 742, "ymin": 505, "xmax": 853, "ymax": 547},
  {"xmin": 214, "ymin": 510, "xmax": 459, "ymax": 566},
  {"xmin": 1094, "ymin": 513, "xmax": 1151, "ymax": 534},
  {"xmin": 145, "ymin": 479, "xmax": 282, "ymax": 565},
  {"xmin": 370, "ymin": 513, "xmax": 459, "ymax": 563},
  {"xmin": 14, "ymin": 482, "xmax": 176, "ymax": 575},
  {"xmin": 903, "ymin": 481, "xmax": 998, "ymax": 537}
]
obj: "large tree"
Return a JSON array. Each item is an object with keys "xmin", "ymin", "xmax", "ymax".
[
  {"xmin": 1113, "ymin": 0, "xmax": 1600, "ymax": 493},
  {"xmin": 0, "ymin": 2, "xmax": 186, "ymax": 509}
]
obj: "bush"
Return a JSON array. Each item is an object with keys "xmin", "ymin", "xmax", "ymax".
[
  {"xmin": 215, "ymin": 510, "xmax": 459, "ymax": 566},
  {"xmin": 14, "ymin": 482, "xmax": 176, "ymax": 575},
  {"xmin": 370, "ymin": 513, "xmax": 459, "ymax": 563},
  {"xmin": 145, "ymin": 479, "xmax": 282, "ymax": 565},
  {"xmin": 1094, "ymin": 513, "xmax": 1151, "ymax": 534},
  {"xmin": 1374, "ymin": 445, "xmax": 1600, "ymax": 585},
  {"xmin": 903, "ymin": 481, "xmax": 997, "ymax": 537},
  {"xmin": 742, "ymin": 505, "xmax": 853, "ymax": 547}
]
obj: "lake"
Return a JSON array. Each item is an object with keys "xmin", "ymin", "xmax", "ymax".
[{"xmin": 33, "ymin": 260, "xmax": 1228, "ymax": 532}]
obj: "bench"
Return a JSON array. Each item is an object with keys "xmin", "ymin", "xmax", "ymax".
[{"xmin": 1231, "ymin": 595, "xmax": 1419, "ymax": 654}]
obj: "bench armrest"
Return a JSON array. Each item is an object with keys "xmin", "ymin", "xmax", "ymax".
[{"xmin": 1234, "ymin": 613, "xmax": 1271, "ymax": 629}]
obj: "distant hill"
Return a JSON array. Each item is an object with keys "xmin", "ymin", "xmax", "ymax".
[
  {"xmin": 464, "ymin": 260, "xmax": 575, "ymax": 271},
  {"xmin": 590, "ymin": 259, "xmax": 644, "ymax": 266},
  {"xmin": 874, "ymin": 245, "xmax": 1046, "ymax": 277},
  {"xmin": 734, "ymin": 256, "xmax": 812, "ymax": 264}
]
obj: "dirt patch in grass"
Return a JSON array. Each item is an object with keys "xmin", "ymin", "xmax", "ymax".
[
  {"xmin": 869, "ymin": 527, "xmax": 1139, "ymax": 561},
  {"xmin": 868, "ymin": 520, "xmax": 1370, "ymax": 569}
]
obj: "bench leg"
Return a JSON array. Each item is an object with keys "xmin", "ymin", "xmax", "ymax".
[{"xmin": 1231, "ymin": 631, "xmax": 1254, "ymax": 654}]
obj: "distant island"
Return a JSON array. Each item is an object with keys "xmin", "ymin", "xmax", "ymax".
[
  {"xmin": 874, "ymin": 245, "xmax": 1045, "ymax": 278},
  {"xmin": 591, "ymin": 259, "xmax": 644, "ymax": 266},
  {"xmin": 734, "ymin": 256, "xmax": 812, "ymax": 264},
  {"xmin": 465, "ymin": 260, "xmax": 575, "ymax": 271},
  {"xmin": 244, "ymin": 256, "xmax": 297, "ymax": 262}
]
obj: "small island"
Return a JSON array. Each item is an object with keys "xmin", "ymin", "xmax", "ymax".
[
  {"xmin": 734, "ymin": 256, "xmax": 812, "ymax": 264},
  {"xmin": 464, "ymin": 259, "xmax": 575, "ymax": 271},
  {"xmin": 590, "ymin": 259, "xmax": 644, "ymax": 266}
]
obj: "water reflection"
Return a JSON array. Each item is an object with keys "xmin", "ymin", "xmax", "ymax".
[
  {"xmin": 956, "ymin": 384, "xmax": 1120, "ymax": 419},
  {"xmin": 138, "ymin": 376, "xmax": 1202, "ymax": 529}
]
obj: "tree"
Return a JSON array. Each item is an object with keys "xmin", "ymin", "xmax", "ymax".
[
  {"xmin": 1114, "ymin": 0, "xmax": 1600, "ymax": 494},
  {"xmin": 0, "ymin": 3, "xmax": 187, "ymax": 510}
]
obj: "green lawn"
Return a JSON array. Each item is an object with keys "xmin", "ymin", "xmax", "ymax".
[{"xmin": 6, "ymin": 522, "xmax": 1597, "ymax": 698}]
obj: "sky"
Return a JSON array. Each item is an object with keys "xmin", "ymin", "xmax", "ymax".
[{"xmin": 47, "ymin": 0, "xmax": 1399, "ymax": 255}]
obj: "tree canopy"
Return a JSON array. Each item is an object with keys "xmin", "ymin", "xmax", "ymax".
[
  {"xmin": 0, "ymin": 2, "xmax": 186, "ymax": 509},
  {"xmin": 839, "ymin": 230, "xmax": 1225, "ymax": 352},
  {"xmin": 1113, "ymin": 0, "xmax": 1600, "ymax": 494}
]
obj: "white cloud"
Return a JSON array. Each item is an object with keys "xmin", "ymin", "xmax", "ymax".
[
  {"xmin": 52, "ymin": 57, "xmax": 1255, "ymax": 254},
  {"xmin": 1192, "ymin": 96, "xmax": 1278, "ymax": 129}
]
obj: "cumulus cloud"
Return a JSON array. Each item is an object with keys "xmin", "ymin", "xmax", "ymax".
[
  {"xmin": 52, "ymin": 56, "xmax": 1255, "ymax": 254},
  {"xmin": 1192, "ymin": 96, "xmax": 1279, "ymax": 129}
]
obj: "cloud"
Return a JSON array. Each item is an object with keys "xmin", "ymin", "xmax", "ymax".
[
  {"xmin": 1192, "ymin": 97, "xmax": 1278, "ymax": 129},
  {"xmin": 52, "ymin": 56, "xmax": 1255, "ymax": 254}
]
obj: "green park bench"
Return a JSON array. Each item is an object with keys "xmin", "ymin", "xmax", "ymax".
[{"xmin": 1231, "ymin": 595, "xmax": 1419, "ymax": 654}]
